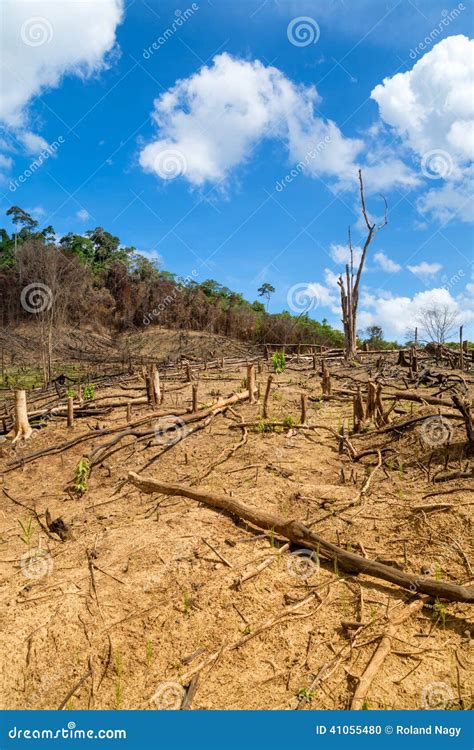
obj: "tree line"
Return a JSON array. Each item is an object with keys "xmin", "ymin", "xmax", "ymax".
[{"xmin": 0, "ymin": 206, "xmax": 345, "ymax": 349}]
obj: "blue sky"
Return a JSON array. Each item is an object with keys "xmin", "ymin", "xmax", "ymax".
[{"xmin": 1, "ymin": 0, "xmax": 473, "ymax": 340}]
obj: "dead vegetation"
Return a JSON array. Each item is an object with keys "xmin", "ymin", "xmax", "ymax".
[{"xmin": 0, "ymin": 337, "xmax": 472, "ymax": 711}]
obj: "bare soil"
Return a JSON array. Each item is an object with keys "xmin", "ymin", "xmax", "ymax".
[{"xmin": 0, "ymin": 340, "xmax": 472, "ymax": 711}]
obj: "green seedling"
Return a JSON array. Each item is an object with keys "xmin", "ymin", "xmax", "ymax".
[
  {"xmin": 282, "ymin": 415, "xmax": 294, "ymax": 428},
  {"xmin": 83, "ymin": 383, "xmax": 95, "ymax": 400},
  {"xmin": 74, "ymin": 457, "xmax": 90, "ymax": 495},
  {"xmin": 272, "ymin": 351, "xmax": 286, "ymax": 374},
  {"xmin": 297, "ymin": 687, "xmax": 315, "ymax": 703},
  {"xmin": 18, "ymin": 517, "xmax": 37, "ymax": 548}
]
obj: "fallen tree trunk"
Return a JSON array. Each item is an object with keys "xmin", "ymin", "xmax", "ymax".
[{"xmin": 128, "ymin": 473, "xmax": 474, "ymax": 603}]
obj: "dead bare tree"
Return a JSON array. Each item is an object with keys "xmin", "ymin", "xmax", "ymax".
[
  {"xmin": 417, "ymin": 305, "xmax": 459, "ymax": 344},
  {"xmin": 338, "ymin": 170, "xmax": 387, "ymax": 359}
]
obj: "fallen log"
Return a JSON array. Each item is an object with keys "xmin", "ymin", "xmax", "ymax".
[{"xmin": 127, "ymin": 472, "xmax": 474, "ymax": 603}]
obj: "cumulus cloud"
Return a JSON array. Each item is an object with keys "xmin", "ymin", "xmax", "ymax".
[
  {"xmin": 76, "ymin": 208, "xmax": 90, "ymax": 221},
  {"xmin": 139, "ymin": 53, "xmax": 419, "ymax": 192},
  {"xmin": 371, "ymin": 35, "xmax": 474, "ymax": 223},
  {"xmin": 407, "ymin": 261, "xmax": 442, "ymax": 278},
  {"xmin": 374, "ymin": 252, "xmax": 401, "ymax": 272},
  {"xmin": 306, "ymin": 282, "xmax": 338, "ymax": 310},
  {"xmin": 1, "ymin": 0, "xmax": 124, "ymax": 128},
  {"xmin": 329, "ymin": 242, "xmax": 363, "ymax": 266},
  {"xmin": 371, "ymin": 35, "xmax": 473, "ymax": 165},
  {"xmin": 140, "ymin": 53, "xmax": 362, "ymax": 187},
  {"xmin": 358, "ymin": 287, "xmax": 473, "ymax": 339}
]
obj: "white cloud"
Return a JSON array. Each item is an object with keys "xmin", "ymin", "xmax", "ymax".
[
  {"xmin": 76, "ymin": 208, "xmax": 90, "ymax": 222},
  {"xmin": 371, "ymin": 35, "xmax": 473, "ymax": 166},
  {"xmin": 371, "ymin": 35, "xmax": 474, "ymax": 223},
  {"xmin": 306, "ymin": 282, "xmax": 339, "ymax": 312},
  {"xmin": 140, "ymin": 53, "xmax": 415, "ymax": 192},
  {"xmin": 329, "ymin": 242, "xmax": 363, "ymax": 266},
  {"xmin": 417, "ymin": 171, "xmax": 474, "ymax": 224},
  {"xmin": 0, "ymin": 154, "xmax": 13, "ymax": 171},
  {"xmin": 1, "ymin": 0, "xmax": 124, "ymax": 128},
  {"xmin": 17, "ymin": 131, "xmax": 49, "ymax": 154},
  {"xmin": 324, "ymin": 268, "xmax": 340, "ymax": 288},
  {"xmin": 407, "ymin": 261, "xmax": 442, "ymax": 278},
  {"xmin": 358, "ymin": 287, "xmax": 473, "ymax": 339},
  {"xmin": 374, "ymin": 251, "xmax": 401, "ymax": 272}
]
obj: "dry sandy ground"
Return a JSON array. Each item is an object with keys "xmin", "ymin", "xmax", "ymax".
[{"xmin": 0, "ymin": 357, "xmax": 472, "ymax": 711}]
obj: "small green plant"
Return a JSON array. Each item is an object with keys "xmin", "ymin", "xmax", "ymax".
[
  {"xmin": 297, "ymin": 687, "xmax": 315, "ymax": 703},
  {"xmin": 18, "ymin": 517, "xmax": 37, "ymax": 548},
  {"xmin": 257, "ymin": 419, "xmax": 277, "ymax": 433},
  {"xmin": 282, "ymin": 415, "xmax": 294, "ymax": 428},
  {"xmin": 433, "ymin": 598, "xmax": 447, "ymax": 627},
  {"xmin": 272, "ymin": 351, "xmax": 286, "ymax": 374},
  {"xmin": 183, "ymin": 592, "xmax": 191, "ymax": 614},
  {"xmin": 362, "ymin": 699, "xmax": 370, "ymax": 710},
  {"xmin": 66, "ymin": 388, "xmax": 76, "ymax": 398},
  {"xmin": 83, "ymin": 383, "xmax": 95, "ymax": 400},
  {"xmin": 74, "ymin": 457, "xmax": 90, "ymax": 495}
]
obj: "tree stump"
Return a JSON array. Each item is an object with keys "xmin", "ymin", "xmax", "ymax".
[{"xmin": 12, "ymin": 390, "xmax": 33, "ymax": 444}]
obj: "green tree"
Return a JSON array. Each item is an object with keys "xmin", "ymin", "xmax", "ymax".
[{"xmin": 257, "ymin": 282, "xmax": 275, "ymax": 310}]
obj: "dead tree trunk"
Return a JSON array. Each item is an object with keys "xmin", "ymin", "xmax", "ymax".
[
  {"xmin": 12, "ymin": 390, "xmax": 33, "ymax": 444},
  {"xmin": 337, "ymin": 170, "xmax": 387, "ymax": 359}
]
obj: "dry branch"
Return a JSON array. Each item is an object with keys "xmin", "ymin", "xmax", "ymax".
[{"xmin": 128, "ymin": 472, "xmax": 474, "ymax": 603}]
